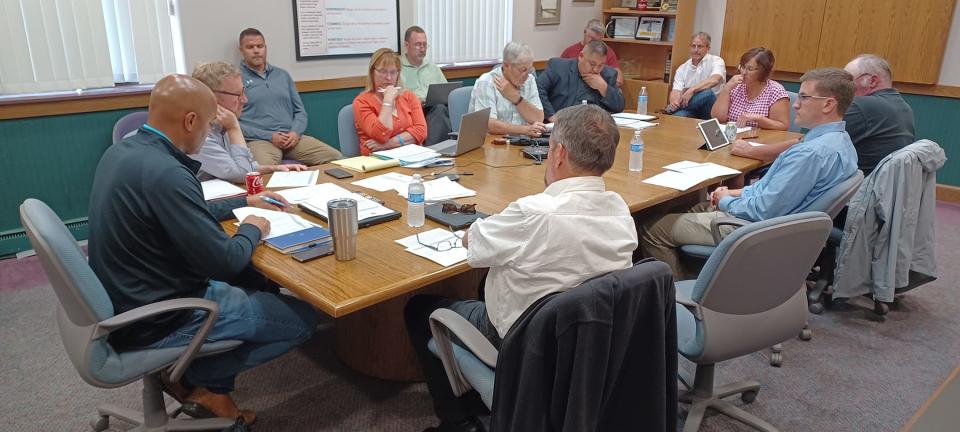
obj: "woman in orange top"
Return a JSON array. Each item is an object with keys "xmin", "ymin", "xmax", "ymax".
[{"xmin": 353, "ymin": 48, "xmax": 428, "ymax": 155}]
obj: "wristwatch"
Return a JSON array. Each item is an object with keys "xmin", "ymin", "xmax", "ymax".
[{"xmin": 513, "ymin": 95, "xmax": 524, "ymax": 106}]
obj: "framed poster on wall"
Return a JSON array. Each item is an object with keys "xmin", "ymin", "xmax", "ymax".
[{"xmin": 292, "ymin": 0, "xmax": 400, "ymax": 60}]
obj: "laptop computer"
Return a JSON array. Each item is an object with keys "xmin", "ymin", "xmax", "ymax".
[
  {"xmin": 427, "ymin": 107, "xmax": 491, "ymax": 157},
  {"xmin": 424, "ymin": 81, "xmax": 463, "ymax": 107}
]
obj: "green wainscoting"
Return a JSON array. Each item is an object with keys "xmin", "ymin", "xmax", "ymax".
[{"xmin": 0, "ymin": 75, "xmax": 950, "ymax": 256}]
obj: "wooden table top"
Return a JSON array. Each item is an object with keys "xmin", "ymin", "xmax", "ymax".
[{"xmin": 223, "ymin": 115, "xmax": 800, "ymax": 317}]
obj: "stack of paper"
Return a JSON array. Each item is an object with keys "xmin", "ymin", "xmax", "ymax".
[
  {"xmin": 395, "ymin": 177, "xmax": 476, "ymax": 201},
  {"xmin": 613, "ymin": 117, "xmax": 658, "ymax": 130},
  {"xmin": 642, "ymin": 161, "xmax": 741, "ymax": 191},
  {"xmin": 277, "ymin": 183, "xmax": 397, "ymax": 222},
  {"xmin": 613, "ymin": 112, "xmax": 658, "ymax": 122},
  {"xmin": 265, "ymin": 170, "xmax": 319, "ymax": 188},
  {"xmin": 395, "ymin": 228, "xmax": 467, "ymax": 267},
  {"xmin": 232, "ymin": 207, "xmax": 320, "ymax": 240},
  {"xmin": 373, "ymin": 144, "xmax": 441, "ymax": 166},
  {"xmin": 201, "ymin": 179, "xmax": 246, "ymax": 201},
  {"xmin": 332, "ymin": 156, "xmax": 400, "ymax": 173},
  {"xmin": 352, "ymin": 172, "xmax": 414, "ymax": 192}
]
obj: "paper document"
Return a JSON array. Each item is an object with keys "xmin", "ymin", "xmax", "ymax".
[
  {"xmin": 613, "ymin": 117, "xmax": 658, "ymax": 130},
  {"xmin": 352, "ymin": 172, "xmax": 413, "ymax": 192},
  {"xmin": 265, "ymin": 170, "xmax": 319, "ymax": 188},
  {"xmin": 642, "ymin": 171, "xmax": 711, "ymax": 191},
  {"xmin": 402, "ymin": 157, "xmax": 454, "ymax": 169},
  {"xmin": 613, "ymin": 112, "xmax": 658, "ymax": 122},
  {"xmin": 373, "ymin": 144, "xmax": 441, "ymax": 164},
  {"xmin": 232, "ymin": 207, "xmax": 318, "ymax": 239},
  {"xmin": 396, "ymin": 228, "xmax": 467, "ymax": 267},
  {"xmin": 663, "ymin": 161, "xmax": 741, "ymax": 178},
  {"xmin": 395, "ymin": 177, "xmax": 476, "ymax": 201},
  {"xmin": 201, "ymin": 179, "xmax": 245, "ymax": 201},
  {"xmin": 282, "ymin": 183, "xmax": 395, "ymax": 221},
  {"xmin": 736, "ymin": 126, "xmax": 753, "ymax": 134},
  {"xmin": 331, "ymin": 156, "xmax": 400, "ymax": 173}
]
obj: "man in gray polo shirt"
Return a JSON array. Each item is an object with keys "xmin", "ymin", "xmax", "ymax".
[{"xmin": 237, "ymin": 28, "xmax": 342, "ymax": 166}]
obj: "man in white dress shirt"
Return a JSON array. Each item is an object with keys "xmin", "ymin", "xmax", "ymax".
[
  {"xmin": 404, "ymin": 104, "xmax": 638, "ymax": 432},
  {"xmin": 666, "ymin": 32, "xmax": 726, "ymax": 119}
]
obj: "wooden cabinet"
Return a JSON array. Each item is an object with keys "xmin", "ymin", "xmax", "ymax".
[
  {"xmin": 721, "ymin": 0, "xmax": 958, "ymax": 84},
  {"xmin": 601, "ymin": 0, "xmax": 697, "ymax": 111}
]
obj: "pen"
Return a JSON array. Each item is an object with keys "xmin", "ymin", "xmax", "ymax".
[{"xmin": 261, "ymin": 196, "xmax": 286, "ymax": 208}]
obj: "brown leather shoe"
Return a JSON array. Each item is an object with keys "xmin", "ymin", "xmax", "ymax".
[
  {"xmin": 181, "ymin": 388, "xmax": 257, "ymax": 425},
  {"xmin": 159, "ymin": 372, "xmax": 191, "ymax": 403}
]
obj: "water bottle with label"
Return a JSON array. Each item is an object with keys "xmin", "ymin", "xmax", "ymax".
[
  {"xmin": 629, "ymin": 131, "xmax": 644, "ymax": 172},
  {"xmin": 407, "ymin": 174, "xmax": 425, "ymax": 227},
  {"xmin": 637, "ymin": 86, "xmax": 648, "ymax": 115}
]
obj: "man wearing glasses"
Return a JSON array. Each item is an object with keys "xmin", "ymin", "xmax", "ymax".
[
  {"xmin": 641, "ymin": 68, "xmax": 859, "ymax": 277},
  {"xmin": 665, "ymin": 32, "xmax": 726, "ymax": 119},
  {"xmin": 189, "ymin": 61, "xmax": 307, "ymax": 183},
  {"xmin": 537, "ymin": 40, "xmax": 625, "ymax": 122},
  {"xmin": 732, "ymin": 54, "xmax": 914, "ymax": 176},
  {"xmin": 405, "ymin": 105, "xmax": 638, "ymax": 432},
  {"xmin": 469, "ymin": 41, "xmax": 546, "ymax": 136},
  {"xmin": 400, "ymin": 26, "xmax": 452, "ymax": 145},
  {"xmin": 237, "ymin": 28, "xmax": 342, "ymax": 166}
]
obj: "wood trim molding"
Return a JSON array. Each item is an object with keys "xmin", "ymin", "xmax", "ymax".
[
  {"xmin": 0, "ymin": 60, "xmax": 549, "ymax": 121},
  {"xmin": 936, "ymin": 184, "xmax": 960, "ymax": 204},
  {"xmin": 724, "ymin": 66, "xmax": 960, "ymax": 99}
]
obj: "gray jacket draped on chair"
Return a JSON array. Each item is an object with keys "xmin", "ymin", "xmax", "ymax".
[{"xmin": 833, "ymin": 140, "xmax": 945, "ymax": 302}]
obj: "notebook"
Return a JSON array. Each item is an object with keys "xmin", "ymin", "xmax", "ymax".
[
  {"xmin": 331, "ymin": 156, "xmax": 401, "ymax": 173},
  {"xmin": 424, "ymin": 203, "xmax": 488, "ymax": 230},
  {"xmin": 265, "ymin": 225, "xmax": 332, "ymax": 254}
]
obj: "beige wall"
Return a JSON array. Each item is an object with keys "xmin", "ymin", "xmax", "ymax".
[
  {"xmin": 690, "ymin": 0, "xmax": 960, "ymax": 86},
  {"xmin": 177, "ymin": 0, "xmax": 601, "ymax": 82}
]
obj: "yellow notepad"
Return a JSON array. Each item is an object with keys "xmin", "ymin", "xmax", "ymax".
[{"xmin": 331, "ymin": 156, "xmax": 400, "ymax": 173}]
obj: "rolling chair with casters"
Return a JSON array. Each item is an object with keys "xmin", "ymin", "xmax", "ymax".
[
  {"xmin": 19, "ymin": 198, "xmax": 242, "ymax": 432},
  {"xmin": 447, "ymin": 86, "xmax": 473, "ymax": 133},
  {"xmin": 112, "ymin": 111, "xmax": 148, "ymax": 144},
  {"xmin": 676, "ymin": 212, "xmax": 832, "ymax": 432},
  {"xmin": 336, "ymin": 104, "xmax": 362, "ymax": 158}
]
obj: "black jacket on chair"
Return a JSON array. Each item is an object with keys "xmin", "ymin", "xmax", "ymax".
[{"xmin": 490, "ymin": 259, "xmax": 678, "ymax": 432}]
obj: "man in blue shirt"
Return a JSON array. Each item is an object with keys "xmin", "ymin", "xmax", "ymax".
[
  {"xmin": 237, "ymin": 28, "xmax": 342, "ymax": 166},
  {"xmin": 640, "ymin": 68, "xmax": 858, "ymax": 277}
]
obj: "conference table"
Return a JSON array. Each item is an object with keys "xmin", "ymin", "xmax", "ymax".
[{"xmin": 223, "ymin": 114, "xmax": 800, "ymax": 381}]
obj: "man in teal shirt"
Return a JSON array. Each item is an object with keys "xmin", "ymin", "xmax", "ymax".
[{"xmin": 400, "ymin": 26, "xmax": 451, "ymax": 144}]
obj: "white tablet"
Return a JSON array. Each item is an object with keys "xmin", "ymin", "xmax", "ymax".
[{"xmin": 697, "ymin": 118, "xmax": 730, "ymax": 151}]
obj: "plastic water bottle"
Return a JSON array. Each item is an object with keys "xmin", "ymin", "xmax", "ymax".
[
  {"xmin": 637, "ymin": 86, "xmax": 648, "ymax": 115},
  {"xmin": 407, "ymin": 174, "xmax": 425, "ymax": 227},
  {"xmin": 629, "ymin": 131, "xmax": 644, "ymax": 172}
]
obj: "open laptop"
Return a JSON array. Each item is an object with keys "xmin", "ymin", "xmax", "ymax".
[
  {"xmin": 427, "ymin": 107, "xmax": 491, "ymax": 157},
  {"xmin": 424, "ymin": 81, "xmax": 463, "ymax": 107},
  {"xmin": 697, "ymin": 118, "xmax": 731, "ymax": 151}
]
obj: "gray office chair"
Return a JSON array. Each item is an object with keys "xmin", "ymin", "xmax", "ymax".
[
  {"xmin": 336, "ymin": 104, "xmax": 361, "ymax": 157},
  {"xmin": 112, "ymin": 111, "xmax": 148, "ymax": 144},
  {"xmin": 676, "ymin": 212, "xmax": 832, "ymax": 432},
  {"xmin": 787, "ymin": 91, "xmax": 801, "ymax": 132},
  {"xmin": 447, "ymin": 86, "xmax": 473, "ymax": 132},
  {"xmin": 19, "ymin": 198, "xmax": 242, "ymax": 431}
]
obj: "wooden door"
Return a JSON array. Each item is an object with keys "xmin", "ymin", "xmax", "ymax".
[{"xmin": 720, "ymin": 0, "xmax": 828, "ymax": 74}]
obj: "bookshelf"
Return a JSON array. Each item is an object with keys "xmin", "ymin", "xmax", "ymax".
[{"xmin": 602, "ymin": 0, "xmax": 697, "ymax": 111}]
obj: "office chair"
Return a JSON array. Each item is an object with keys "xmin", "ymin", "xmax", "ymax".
[
  {"xmin": 428, "ymin": 260, "xmax": 677, "ymax": 431},
  {"xmin": 676, "ymin": 212, "xmax": 832, "ymax": 432},
  {"xmin": 447, "ymin": 86, "xmax": 473, "ymax": 132},
  {"xmin": 19, "ymin": 198, "xmax": 242, "ymax": 431},
  {"xmin": 112, "ymin": 111, "xmax": 148, "ymax": 144},
  {"xmin": 337, "ymin": 104, "xmax": 361, "ymax": 158}
]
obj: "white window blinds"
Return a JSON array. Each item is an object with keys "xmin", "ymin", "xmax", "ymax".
[
  {"xmin": 0, "ymin": 0, "xmax": 115, "ymax": 94},
  {"xmin": 414, "ymin": 0, "xmax": 513, "ymax": 65},
  {"xmin": 101, "ymin": 0, "xmax": 178, "ymax": 84}
]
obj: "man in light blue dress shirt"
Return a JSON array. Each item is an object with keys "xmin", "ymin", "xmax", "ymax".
[{"xmin": 640, "ymin": 68, "xmax": 859, "ymax": 277}]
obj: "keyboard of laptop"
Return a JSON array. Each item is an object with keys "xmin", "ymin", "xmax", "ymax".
[{"xmin": 428, "ymin": 139, "xmax": 457, "ymax": 155}]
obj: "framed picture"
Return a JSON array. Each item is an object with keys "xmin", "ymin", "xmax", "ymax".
[
  {"xmin": 611, "ymin": 16, "xmax": 639, "ymax": 39},
  {"xmin": 535, "ymin": 0, "xmax": 561, "ymax": 25},
  {"xmin": 573, "ymin": 0, "xmax": 595, "ymax": 3},
  {"xmin": 636, "ymin": 16, "xmax": 665, "ymax": 40},
  {"xmin": 620, "ymin": 0, "xmax": 638, "ymax": 8}
]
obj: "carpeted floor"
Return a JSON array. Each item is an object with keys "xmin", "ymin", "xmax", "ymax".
[{"xmin": 2, "ymin": 204, "xmax": 959, "ymax": 431}]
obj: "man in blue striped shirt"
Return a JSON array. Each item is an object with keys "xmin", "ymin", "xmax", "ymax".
[{"xmin": 640, "ymin": 68, "xmax": 859, "ymax": 277}]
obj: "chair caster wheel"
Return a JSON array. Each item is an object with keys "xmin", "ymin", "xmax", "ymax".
[
  {"xmin": 809, "ymin": 302, "xmax": 824, "ymax": 314},
  {"xmin": 91, "ymin": 416, "xmax": 109, "ymax": 432},
  {"xmin": 769, "ymin": 352, "xmax": 782, "ymax": 367},
  {"xmin": 741, "ymin": 389, "xmax": 759, "ymax": 404},
  {"xmin": 800, "ymin": 328, "xmax": 812, "ymax": 341}
]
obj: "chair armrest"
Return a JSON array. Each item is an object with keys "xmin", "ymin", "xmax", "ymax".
[
  {"xmin": 429, "ymin": 309, "xmax": 499, "ymax": 398},
  {"xmin": 711, "ymin": 217, "xmax": 752, "ymax": 244},
  {"xmin": 94, "ymin": 298, "xmax": 222, "ymax": 383},
  {"xmin": 675, "ymin": 289, "xmax": 704, "ymax": 321}
]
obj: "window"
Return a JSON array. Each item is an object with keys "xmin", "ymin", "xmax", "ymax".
[
  {"xmin": 414, "ymin": 0, "xmax": 513, "ymax": 65},
  {"xmin": 0, "ymin": 0, "xmax": 181, "ymax": 95}
]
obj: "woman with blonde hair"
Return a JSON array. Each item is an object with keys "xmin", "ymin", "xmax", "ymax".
[{"xmin": 352, "ymin": 48, "xmax": 427, "ymax": 155}]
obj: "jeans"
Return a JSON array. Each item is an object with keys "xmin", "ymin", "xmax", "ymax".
[
  {"xmin": 405, "ymin": 295, "xmax": 501, "ymax": 424},
  {"xmin": 148, "ymin": 281, "xmax": 318, "ymax": 393},
  {"xmin": 672, "ymin": 89, "xmax": 717, "ymax": 120}
]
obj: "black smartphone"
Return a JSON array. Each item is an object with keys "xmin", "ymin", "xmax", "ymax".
[
  {"xmin": 292, "ymin": 243, "xmax": 334, "ymax": 262},
  {"xmin": 325, "ymin": 168, "xmax": 354, "ymax": 179}
]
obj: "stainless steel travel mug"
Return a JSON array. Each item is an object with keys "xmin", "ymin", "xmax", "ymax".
[{"xmin": 327, "ymin": 198, "xmax": 358, "ymax": 261}]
